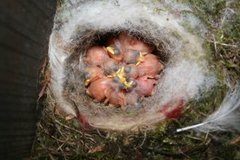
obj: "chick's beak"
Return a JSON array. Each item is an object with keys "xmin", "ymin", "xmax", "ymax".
[
  {"xmin": 136, "ymin": 52, "xmax": 144, "ymax": 65},
  {"xmin": 115, "ymin": 67, "xmax": 135, "ymax": 89},
  {"xmin": 106, "ymin": 46, "xmax": 120, "ymax": 55}
]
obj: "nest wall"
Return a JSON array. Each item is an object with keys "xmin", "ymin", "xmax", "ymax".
[{"xmin": 48, "ymin": 0, "xmax": 216, "ymax": 131}]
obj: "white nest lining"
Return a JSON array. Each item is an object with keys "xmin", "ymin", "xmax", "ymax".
[{"xmin": 48, "ymin": 0, "xmax": 216, "ymax": 131}]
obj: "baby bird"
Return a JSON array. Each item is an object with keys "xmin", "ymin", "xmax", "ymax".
[
  {"xmin": 85, "ymin": 46, "xmax": 110, "ymax": 67},
  {"xmin": 105, "ymin": 88, "xmax": 126, "ymax": 107},
  {"xmin": 124, "ymin": 64, "xmax": 139, "ymax": 79},
  {"xmin": 118, "ymin": 32, "xmax": 153, "ymax": 53},
  {"xmin": 102, "ymin": 59, "xmax": 119, "ymax": 75},
  {"xmin": 135, "ymin": 76, "xmax": 157, "ymax": 97},
  {"xmin": 137, "ymin": 54, "xmax": 164, "ymax": 77},
  {"xmin": 106, "ymin": 44, "xmax": 123, "ymax": 62},
  {"xmin": 84, "ymin": 66, "xmax": 104, "ymax": 86},
  {"xmin": 86, "ymin": 77, "xmax": 112, "ymax": 102},
  {"xmin": 123, "ymin": 50, "xmax": 144, "ymax": 65},
  {"xmin": 125, "ymin": 90, "xmax": 140, "ymax": 106}
]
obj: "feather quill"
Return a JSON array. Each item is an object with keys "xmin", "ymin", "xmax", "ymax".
[{"xmin": 177, "ymin": 85, "xmax": 240, "ymax": 133}]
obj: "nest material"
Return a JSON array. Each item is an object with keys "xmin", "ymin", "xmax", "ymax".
[
  {"xmin": 63, "ymin": 29, "xmax": 171, "ymax": 131},
  {"xmin": 48, "ymin": 0, "xmax": 215, "ymax": 131}
]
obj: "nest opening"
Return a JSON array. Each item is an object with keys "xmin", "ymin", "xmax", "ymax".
[{"xmin": 67, "ymin": 30, "xmax": 168, "ymax": 107}]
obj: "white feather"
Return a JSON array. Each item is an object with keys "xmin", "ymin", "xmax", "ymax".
[{"xmin": 177, "ymin": 85, "xmax": 240, "ymax": 132}]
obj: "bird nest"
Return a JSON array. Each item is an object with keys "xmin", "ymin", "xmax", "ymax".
[{"xmin": 48, "ymin": 0, "xmax": 215, "ymax": 131}]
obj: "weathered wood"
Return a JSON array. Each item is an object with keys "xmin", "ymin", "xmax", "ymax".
[{"xmin": 0, "ymin": 0, "xmax": 56, "ymax": 159}]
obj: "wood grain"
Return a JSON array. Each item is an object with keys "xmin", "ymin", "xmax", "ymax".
[{"xmin": 0, "ymin": 0, "xmax": 56, "ymax": 159}]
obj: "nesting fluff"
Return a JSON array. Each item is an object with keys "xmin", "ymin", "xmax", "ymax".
[{"xmin": 48, "ymin": 0, "xmax": 216, "ymax": 131}]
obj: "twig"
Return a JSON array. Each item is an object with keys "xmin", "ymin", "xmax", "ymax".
[
  {"xmin": 57, "ymin": 140, "xmax": 68, "ymax": 151},
  {"xmin": 96, "ymin": 129, "xmax": 106, "ymax": 138},
  {"xmin": 139, "ymin": 131, "xmax": 147, "ymax": 148},
  {"xmin": 48, "ymin": 153, "xmax": 56, "ymax": 160},
  {"xmin": 186, "ymin": 135, "xmax": 204, "ymax": 141},
  {"xmin": 207, "ymin": 39, "xmax": 238, "ymax": 48},
  {"xmin": 177, "ymin": 146, "xmax": 191, "ymax": 159},
  {"xmin": 55, "ymin": 124, "xmax": 64, "ymax": 137},
  {"xmin": 230, "ymin": 135, "xmax": 240, "ymax": 145},
  {"xmin": 49, "ymin": 132, "xmax": 73, "ymax": 144},
  {"xmin": 203, "ymin": 132, "xmax": 209, "ymax": 144},
  {"xmin": 212, "ymin": 34, "xmax": 217, "ymax": 57},
  {"xmin": 55, "ymin": 119, "xmax": 83, "ymax": 135},
  {"xmin": 59, "ymin": 147, "xmax": 67, "ymax": 160},
  {"xmin": 54, "ymin": 119, "xmax": 95, "ymax": 143},
  {"xmin": 40, "ymin": 57, "xmax": 49, "ymax": 74}
]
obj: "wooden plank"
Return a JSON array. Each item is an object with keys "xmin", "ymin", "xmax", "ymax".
[
  {"xmin": 32, "ymin": 0, "xmax": 57, "ymax": 17},
  {"xmin": 0, "ymin": 25, "xmax": 44, "ymax": 53},
  {"xmin": 0, "ymin": 0, "xmax": 56, "ymax": 159},
  {"xmin": 0, "ymin": 12, "xmax": 45, "ymax": 46}
]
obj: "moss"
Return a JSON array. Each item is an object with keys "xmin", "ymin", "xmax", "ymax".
[{"xmin": 189, "ymin": 0, "xmax": 240, "ymax": 82}]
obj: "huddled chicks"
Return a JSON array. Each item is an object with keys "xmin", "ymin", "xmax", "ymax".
[{"xmin": 84, "ymin": 33, "xmax": 164, "ymax": 107}]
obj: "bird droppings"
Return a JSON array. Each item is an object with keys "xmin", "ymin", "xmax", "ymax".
[{"xmin": 84, "ymin": 33, "xmax": 164, "ymax": 108}]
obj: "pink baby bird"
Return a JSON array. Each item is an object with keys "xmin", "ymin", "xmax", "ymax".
[
  {"xmin": 137, "ymin": 54, "xmax": 164, "ymax": 77},
  {"xmin": 85, "ymin": 46, "xmax": 110, "ymax": 67}
]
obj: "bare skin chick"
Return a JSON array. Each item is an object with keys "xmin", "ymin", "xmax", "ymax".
[
  {"xmin": 86, "ymin": 77, "xmax": 113, "ymax": 102},
  {"xmin": 105, "ymin": 88, "xmax": 126, "ymax": 107},
  {"xmin": 124, "ymin": 64, "xmax": 139, "ymax": 79},
  {"xmin": 118, "ymin": 32, "xmax": 153, "ymax": 53},
  {"xmin": 123, "ymin": 50, "xmax": 144, "ymax": 65},
  {"xmin": 135, "ymin": 76, "xmax": 157, "ymax": 97},
  {"xmin": 137, "ymin": 54, "xmax": 164, "ymax": 77},
  {"xmin": 125, "ymin": 90, "xmax": 139, "ymax": 106},
  {"xmin": 106, "ymin": 47, "xmax": 123, "ymax": 62},
  {"xmin": 85, "ymin": 46, "xmax": 110, "ymax": 67},
  {"xmin": 84, "ymin": 66, "xmax": 104, "ymax": 86},
  {"xmin": 102, "ymin": 59, "xmax": 119, "ymax": 75}
]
